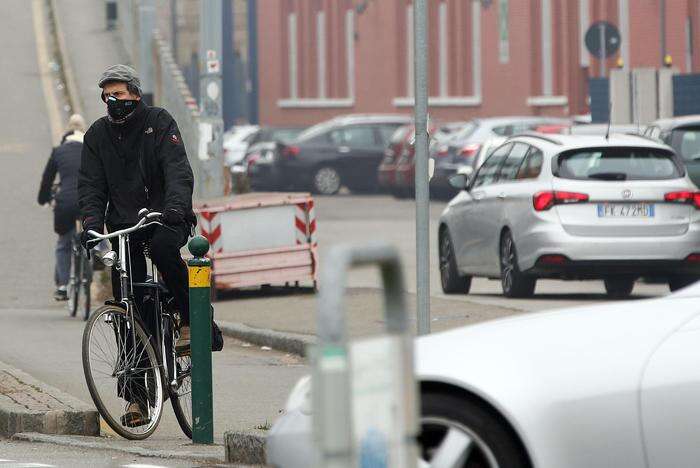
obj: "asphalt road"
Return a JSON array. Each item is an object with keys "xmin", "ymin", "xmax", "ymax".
[{"xmin": 313, "ymin": 193, "xmax": 669, "ymax": 313}]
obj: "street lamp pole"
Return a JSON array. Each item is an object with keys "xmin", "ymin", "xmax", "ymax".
[{"xmin": 414, "ymin": 0, "xmax": 430, "ymax": 335}]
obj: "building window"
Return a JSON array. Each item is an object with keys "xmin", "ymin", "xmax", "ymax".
[
  {"xmin": 527, "ymin": 0, "xmax": 567, "ymax": 107},
  {"xmin": 279, "ymin": 8, "xmax": 355, "ymax": 108},
  {"xmin": 394, "ymin": 0, "xmax": 482, "ymax": 107}
]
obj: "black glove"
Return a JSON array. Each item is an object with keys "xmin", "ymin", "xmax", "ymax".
[
  {"xmin": 80, "ymin": 219, "xmax": 101, "ymax": 250},
  {"xmin": 162, "ymin": 208, "xmax": 184, "ymax": 226}
]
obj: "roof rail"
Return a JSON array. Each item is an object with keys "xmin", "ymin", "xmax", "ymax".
[{"xmin": 507, "ymin": 132, "xmax": 563, "ymax": 146}]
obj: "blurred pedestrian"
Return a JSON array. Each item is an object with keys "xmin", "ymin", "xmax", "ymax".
[{"xmin": 37, "ymin": 114, "xmax": 86, "ymax": 301}]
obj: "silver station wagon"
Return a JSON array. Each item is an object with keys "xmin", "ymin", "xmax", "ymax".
[{"xmin": 439, "ymin": 133, "xmax": 700, "ymax": 298}]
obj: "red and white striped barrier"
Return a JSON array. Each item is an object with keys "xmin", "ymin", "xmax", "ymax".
[{"xmin": 195, "ymin": 193, "xmax": 318, "ymax": 293}]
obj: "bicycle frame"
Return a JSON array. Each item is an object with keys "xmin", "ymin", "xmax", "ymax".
[{"xmin": 87, "ymin": 212, "xmax": 180, "ymax": 411}]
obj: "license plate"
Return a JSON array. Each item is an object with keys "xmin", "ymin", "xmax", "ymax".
[{"xmin": 597, "ymin": 203, "xmax": 655, "ymax": 218}]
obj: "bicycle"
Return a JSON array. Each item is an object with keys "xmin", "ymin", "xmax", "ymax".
[
  {"xmin": 67, "ymin": 223, "xmax": 92, "ymax": 321},
  {"xmin": 81, "ymin": 209, "xmax": 192, "ymax": 440}
]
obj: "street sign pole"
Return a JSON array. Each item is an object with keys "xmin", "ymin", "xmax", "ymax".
[
  {"xmin": 598, "ymin": 22, "xmax": 606, "ymax": 78},
  {"xmin": 413, "ymin": 0, "xmax": 430, "ymax": 336},
  {"xmin": 199, "ymin": 0, "xmax": 225, "ymax": 198}
]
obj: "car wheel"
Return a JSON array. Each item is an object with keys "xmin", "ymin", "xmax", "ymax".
[
  {"xmin": 312, "ymin": 166, "xmax": 341, "ymax": 195},
  {"xmin": 499, "ymin": 231, "xmax": 536, "ymax": 298},
  {"xmin": 439, "ymin": 230, "xmax": 471, "ymax": 294},
  {"xmin": 668, "ymin": 275, "xmax": 700, "ymax": 292},
  {"xmin": 420, "ymin": 392, "xmax": 530, "ymax": 468},
  {"xmin": 604, "ymin": 276, "xmax": 635, "ymax": 299}
]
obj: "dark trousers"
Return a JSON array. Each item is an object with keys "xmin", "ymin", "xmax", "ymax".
[{"xmin": 109, "ymin": 223, "xmax": 190, "ymax": 325}]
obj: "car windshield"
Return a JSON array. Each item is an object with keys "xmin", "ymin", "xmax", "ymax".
[
  {"xmin": 268, "ymin": 128, "xmax": 304, "ymax": 143},
  {"xmin": 670, "ymin": 127, "xmax": 700, "ymax": 161},
  {"xmin": 556, "ymin": 147, "xmax": 682, "ymax": 181}
]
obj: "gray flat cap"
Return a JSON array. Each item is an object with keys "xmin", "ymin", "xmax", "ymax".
[{"xmin": 98, "ymin": 64, "xmax": 142, "ymax": 94}]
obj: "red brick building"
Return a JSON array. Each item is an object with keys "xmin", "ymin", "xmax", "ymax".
[{"xmin": 257, "ymin": 0, "xmax": 700, "ymax": 126}]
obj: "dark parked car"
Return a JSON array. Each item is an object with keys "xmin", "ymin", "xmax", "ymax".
[
  {"xmin": 644, "ymin": 115, "xmax": 700, "ymax": 187},
  {"xmin": 377, "ymin": 124, "xmax": 412, "ymax": 196},
  {"xmin": 431, "ymin": 116, "xmax": 570, "ymax": 197},
  {"xmin": 248, "ymin": 114, "xmax": 411, "ymax": 194}
]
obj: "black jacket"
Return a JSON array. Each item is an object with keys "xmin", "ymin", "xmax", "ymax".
[
  {"xmin": 78, "ymin": 101, "xmax": 195, "ymax": 230},
  {"xmin": 38, "ymin": 134, "xmax": 83, "ymax": 234}
]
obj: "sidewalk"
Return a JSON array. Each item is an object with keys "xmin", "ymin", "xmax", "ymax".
[
  {"xmin": 54, "ymin": 0, "xmax": 129, "ymax": 123},
  {"xmin": 213, "ymin": 287, "xmax": 520, "ymax": 341}
]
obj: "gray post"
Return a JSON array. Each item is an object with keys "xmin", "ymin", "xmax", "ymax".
[
  {"xmin": 598, "ymin": 22, "xmax": 606, "ymax": 78},
  {"xmin": 170, "ymin": 0, "xmax": 178, "ymax": 61},
  {"xmin": 138, "ymin": 0, "xmax": 155, "ymax": 104},
  {"xmin": 414, "ymin": 0, "xmax": 430, "ymax": 335},
  {"xmin": 199, "ymin": 0, "xmax": 226, "ymax": 198}
]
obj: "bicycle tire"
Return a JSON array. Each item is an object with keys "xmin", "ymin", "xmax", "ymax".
[
  {"xmin": 170, "ymin": 352, "xmax": 193, "ymax": 439},
  {"xmin": 68, "ymin": 250, "xmax": 80, "ymax": 317},
  {"xmin": 82, "ymin": 305, "xmax": 164, "ymax": 440},
  {"xmin": 83, "ymin": 256, "xmax": 92, "ymax": 321}
]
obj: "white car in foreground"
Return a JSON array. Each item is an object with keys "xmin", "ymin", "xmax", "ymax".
[{"xmin": 267, "ymin": 281, "xmax": 700, "ymax": 467}]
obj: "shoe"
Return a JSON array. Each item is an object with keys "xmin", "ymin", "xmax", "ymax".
[
  {"xmin": 176, "ymin": 325, "xmax": 190, "ymax": 351},
  {"xmin": 120, "ymin": 402, "xmax": 150, "ymax": 428},
  {"xmin": 54, "ymin": 288, "xmax": 68, "ymax": 301}
]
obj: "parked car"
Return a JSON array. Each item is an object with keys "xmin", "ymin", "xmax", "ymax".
[
  {"xmin": 377, "ymin": 124, "xmax": 412, "ymax": 196},
  {"xmin": 249, "ymin": 114, "xmax": 411, "ymax": 195},
  {"xmin": 393, "ymin": 121, "xmax": 471, "ymax": 199},
  {"xmin": 644, "ymin": 115, "xmax": 700, "ymax": 187},
  {"xmin": 223, "ymin": 125, "xmax": 259, "ymax": 167},
  {"xmin": 430, "ymin": 117, "xmax": 570, "ymax": 197},
  {"xmin": 267, "ymin": 280, "xmax": 700, "ymax": 467},
  {"xmin": 235, "ymin": 127, "xmax": 306, "ymax": 187},
  {"xmin": 439, "ymin": 133, "xmax": 700, "ymax": 298}
]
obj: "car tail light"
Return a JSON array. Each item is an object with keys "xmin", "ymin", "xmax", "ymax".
[
  {"xmin": 436, "ymin": 145, "xmax": 450, "ymax": 157},
  {"xmin": 459, "ymin": 144, "xmax": 480, "ymax": 159},
  {"xmin": 664, "ymin": 191, "xmax": 700, "ymax": 209},
  {"xmin": 281, "ymin": 145, "xmax": 300, "ymax": 159},
  {"xmin": 537, "ymin": 254, "xmax": 569, "ymax": 265},
  {"xmin": 686, "ymin": 253, "xmax": 700, "ymax": 263},
  {"xmin": 533, "ymin": 191, "xmax": 589, "ymax": 211}
]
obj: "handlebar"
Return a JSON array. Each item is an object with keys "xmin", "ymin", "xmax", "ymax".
[{"xmin": 86, "ymin": 210, "xmax": 163, "ymax": 245}]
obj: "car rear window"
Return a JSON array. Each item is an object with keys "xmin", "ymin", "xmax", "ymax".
[
  {"xmin": 554, "ymin": 147, "xmax": 683, "ymax": 181},
  {"xmin": 670, "ymin": 127, "xmax": 700, "ymax": 161}
]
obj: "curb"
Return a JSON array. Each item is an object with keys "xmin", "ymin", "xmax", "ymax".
[
  {"xmin": 224, "ymin": 431, "xmax": 266, "ymax": 465},
  {"xmin": 218, "ymin": 321, "xmax": 315, "ymax": 357},
  {"xmin": 0, "ymin": 361, "xmax": 98, "ymax": 437},
  {"xmin": 46, "ymin": 0, "xmax": 84, "ymax": 117},
  {"xmin": 12, "ymin": 432, "xmax": 224, "ymax": 464}
]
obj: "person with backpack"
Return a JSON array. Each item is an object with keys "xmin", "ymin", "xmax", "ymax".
[{"xmin": 38, "ymin": 114, "xmax": 87, "ymax": 301}]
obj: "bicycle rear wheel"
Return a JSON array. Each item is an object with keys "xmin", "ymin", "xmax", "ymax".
[
  {"xmin": 82, "ymin": 256, "xmax": 93, "ymax": 321},
  {"xmin": 170, "ymin": 352, "xmax": 193, "ymax": 439},
  {"xmin": 82, "ymin": 305, "xmax": 164, "ymax": 440},
  {"xmin": 67, "ymin": 250, "xmax": 81, "ymax": 317}
]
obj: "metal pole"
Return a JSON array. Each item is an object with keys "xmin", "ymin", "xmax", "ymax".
[
  {"xmin": 414, "ymin": 0, "xmax": 430, "ymax": 335},
  {"xmin": 598, "ymin": 22, "xmax": 606, "ymax": 78},
  {"xmin": 138, "ymin": 0, "xmax": 155, "ymax": 105},
  {"xmin": 222, "ymin": 0, "xmax": 235, "ymax": 130},
  {"xmin": 199, "ymin": 0, "xmax": 226, "ymax": 198},
  {"xmin": 247, "ymin": 0, "xmax": 260, "ymax": 124},
  {"xmin": 188, "ymin": 236, "xmax": 214, "ymax": 444},
  {"xmin": 660, "ymin": 0, "xmax": 667, "ymax": 65}
]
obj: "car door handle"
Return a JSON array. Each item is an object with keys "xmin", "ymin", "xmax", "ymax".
[
  {"xmin": 497, "ymin": 192, "xmax": 507, "ymax": 200},
  {"xmin": 338, "ymin": 146, "xmax": 351, "ymax": 154}
]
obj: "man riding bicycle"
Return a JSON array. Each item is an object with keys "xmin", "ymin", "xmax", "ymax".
[
  {"xmin": 78, "ymin": 65, "xmax": 196, "ymax": 425},
  {"xmin": 38, "ymin": 114, "xmax": 87, "ymax": 301}
]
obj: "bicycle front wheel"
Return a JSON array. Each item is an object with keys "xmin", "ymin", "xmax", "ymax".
[{"xmin": 82, "ymin": 305, "xmax": 164, "ymax": 440}]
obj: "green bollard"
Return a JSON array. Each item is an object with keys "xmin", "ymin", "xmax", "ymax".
[{"xmin": 188, "ymin": 235, "xmax": 213, "ymax": 444}]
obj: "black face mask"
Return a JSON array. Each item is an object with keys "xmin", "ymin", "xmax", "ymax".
[{"xmin": 106, "ymin": 95, "xmax": 139, "ymax": 121}]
